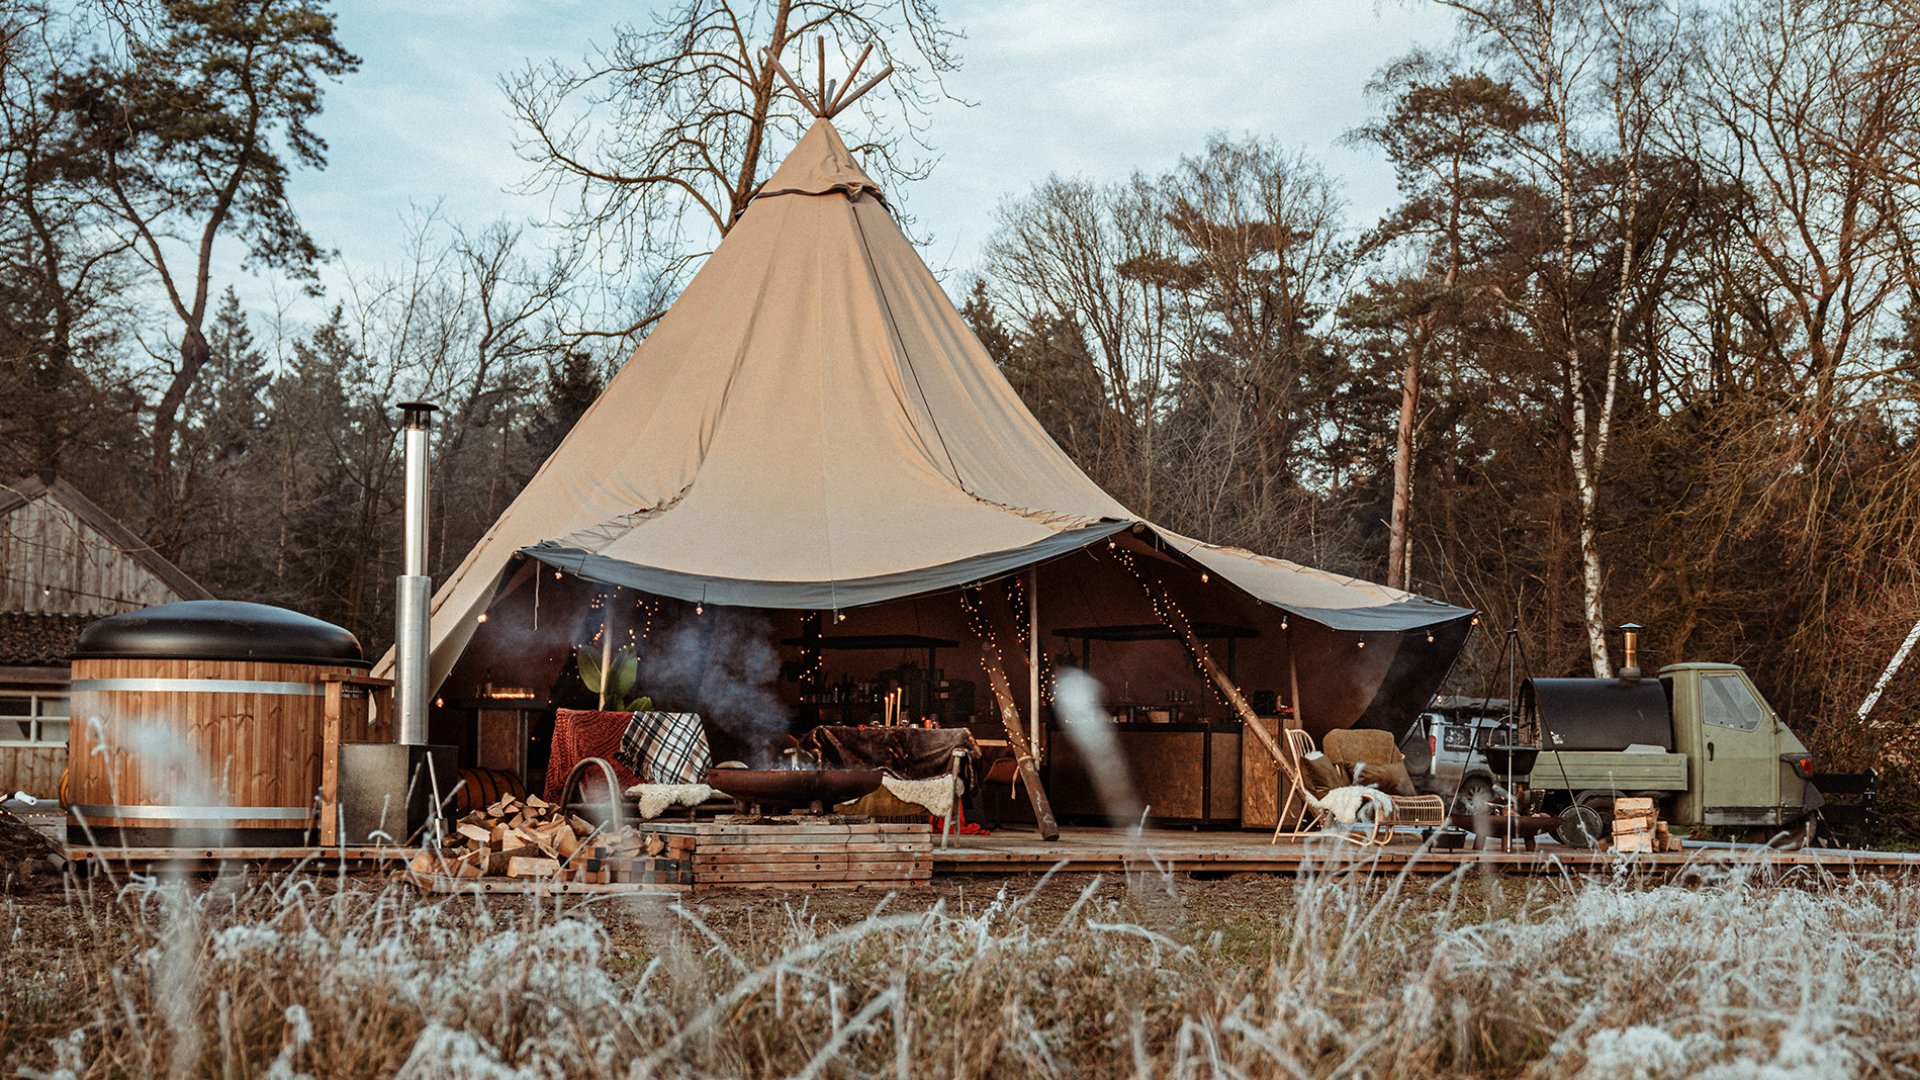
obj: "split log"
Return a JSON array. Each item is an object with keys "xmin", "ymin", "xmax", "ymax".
[{"xmin": 506, "ymin": 855, "xmax": 560, "ymax": 879}]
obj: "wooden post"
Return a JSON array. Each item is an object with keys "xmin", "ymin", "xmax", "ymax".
[
  {"xmin": 981, "ymin": 656, "xmax": 1060, "ymax": 841},
  {"xmin": 1027, "ymin": 569, "xmax": 1041, "ymax": 760},
  {"xmin": 1287, "ymin": 623, "xmax": 1305, "ymax": 737},
  {"xmin": 321, "ymin": 678, "xmax": 344, "ymax": 846}
]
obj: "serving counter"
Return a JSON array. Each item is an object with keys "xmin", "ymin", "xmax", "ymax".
[{"xmin": 1044, "ymin": 720, "xmax": 1244, "ymax": 826}]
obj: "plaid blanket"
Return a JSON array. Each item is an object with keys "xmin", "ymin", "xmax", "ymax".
[{"xmin": 614, "ymin": 711, "xmax": 712, "ymax": 785}]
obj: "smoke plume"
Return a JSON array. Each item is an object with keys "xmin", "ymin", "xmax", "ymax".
[{"xmin": 639, "ymin": 608, "xmax": 790, "ymax": 763}]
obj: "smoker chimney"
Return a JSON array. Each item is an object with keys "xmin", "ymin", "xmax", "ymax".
[
  {"xmin": 395, "ymin": 402, "xmax": 438, "ymax": 745},
  {"xmin": 1618, "ymin": 622, "xmax": 1644, "ymax": 682}
]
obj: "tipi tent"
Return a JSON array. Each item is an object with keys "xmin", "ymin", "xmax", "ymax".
[{"xmin": 393, "ymin": 117, "xmax": 1471, "ymax": 711}]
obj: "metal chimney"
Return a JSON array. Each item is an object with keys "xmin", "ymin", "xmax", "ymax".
[
  {"xmin": 1618, "ymin": 622, "xmax": 1644, "ymax": 682},
  {"xmin": 395, "ymin": 402, "xmax": 438, "ymax": 745}
]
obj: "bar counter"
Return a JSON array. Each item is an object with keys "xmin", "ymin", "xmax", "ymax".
[{"xmin": 1044, "ymin": 720, "xmax": 1243, "ymax": 826}]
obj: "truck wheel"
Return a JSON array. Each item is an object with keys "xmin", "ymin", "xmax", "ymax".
[{"xmin": 1555, "ymin": 803, "xmax": 1606, "ymax": 848}]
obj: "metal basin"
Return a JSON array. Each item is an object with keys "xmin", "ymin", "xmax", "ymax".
[
  {"xmin": 1449, "ymin": 811, "xmax": 1562, "ymax": 841},
  {"xmin": 705, "ymin": 768, "xmax": 884, "ymax": 810}
]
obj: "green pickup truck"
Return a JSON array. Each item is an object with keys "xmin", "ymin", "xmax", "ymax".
[{"xmin": 1524, "ymin": 662, "xmax": 1854, "ymax": 846}]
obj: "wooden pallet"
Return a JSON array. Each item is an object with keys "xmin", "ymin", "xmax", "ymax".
[
  {"xmin": 642, "ymin": 818, "xmax": 933, "ymax": 891},
  {"xmin": 406, "ymin": 871, "xmax": 689, "ymax": 896}
]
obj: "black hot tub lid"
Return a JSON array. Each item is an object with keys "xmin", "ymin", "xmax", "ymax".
[{"xmin": 72, "ymin": 600, "xmax": 369, "ymax": 668}]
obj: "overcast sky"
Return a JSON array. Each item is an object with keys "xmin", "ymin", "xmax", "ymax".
[{"xmin": 262, "ymin": 0, "xmax": 1459, "ymax": 322}]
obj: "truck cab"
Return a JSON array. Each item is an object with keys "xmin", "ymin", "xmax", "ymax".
[{"xmin": 1661, "ymin": 663, "xmax": 1818, "ymax": 829}]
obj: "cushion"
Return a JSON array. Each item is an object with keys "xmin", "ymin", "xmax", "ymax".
[
  {"xmin": 1302, "ymin": 751, "xmax": 1348, "ymax": 798},
  {"xmin": 1353, "ymin": 760, "xmax": 1418, "ymax": 798},
  {"xmin": 1323, "ymin": 728, "xmax": 1405, "ymax": 769}
]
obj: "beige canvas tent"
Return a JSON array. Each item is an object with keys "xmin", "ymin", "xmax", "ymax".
[{"xmin": 385, "ymin": 117, "xmax": 1471, "ymax": 723}]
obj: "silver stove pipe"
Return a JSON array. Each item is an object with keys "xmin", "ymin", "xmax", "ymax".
[{"xmin": 396, "ymin": 402, "xmax": 438, "ymax": 745}]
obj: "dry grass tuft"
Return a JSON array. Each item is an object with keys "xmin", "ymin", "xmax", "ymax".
[{"xmin": 3, "ymin": 863, "xmax": 1917, "ymax": 1078}]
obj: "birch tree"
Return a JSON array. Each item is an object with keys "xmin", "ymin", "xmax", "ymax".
[{"xmin": 1444, "ymin": 0, "xmax": 1678, "ymax": 675}]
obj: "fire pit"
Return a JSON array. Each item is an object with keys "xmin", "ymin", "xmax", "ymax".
[{"xmin": 705, "ymin": 767, "xmax": 884, "ymax": 813}]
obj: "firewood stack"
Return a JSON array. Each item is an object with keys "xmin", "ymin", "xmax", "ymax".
[{"xmin": 407, "ymin": 793, "xmax": 691, "ymax": 886}]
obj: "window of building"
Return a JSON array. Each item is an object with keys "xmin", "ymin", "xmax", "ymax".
[{"xmin": 0, "ymin": 692, "xmax": 71, "ymax": 747}]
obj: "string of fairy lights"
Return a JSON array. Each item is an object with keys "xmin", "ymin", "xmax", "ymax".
[
  {"xmin": 464, "ymin": 547, "xmax": 1470, "ymax": 720},
  {"xmin": 1105, "ymin": 540, "xmax": 1239, "ymax": 715}
]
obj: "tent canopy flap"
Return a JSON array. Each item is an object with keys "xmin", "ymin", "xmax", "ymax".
[{"xmin": 523, "ymin": 520, "xmax": 1129, "ymax": 610}]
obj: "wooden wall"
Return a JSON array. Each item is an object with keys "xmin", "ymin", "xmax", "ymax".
[
  {"xmin": 0, "ymin": 494, "xmax": 188, "ymax": 615},
  {"xmin": 0, "ymin": 747, "xmax": 62, "ymax": 797}
]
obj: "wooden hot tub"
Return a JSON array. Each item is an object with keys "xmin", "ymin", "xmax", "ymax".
[{"xmin": 65, "ymin": 600, "xmax": 370, "ymax": 846}]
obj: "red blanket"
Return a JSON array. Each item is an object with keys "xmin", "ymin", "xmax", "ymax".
[{"xmin": 545, "ymin": 709, "xmax": 645, "ymax": 803}]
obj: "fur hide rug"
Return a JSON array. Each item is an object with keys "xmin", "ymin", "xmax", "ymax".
[
  {"xmin": 1316, "ymin": 785, "xmax": 1392, "ymax": 826},
  {"xmin": 879, "ymin": 774, "xmax": 958, "ymax": 816},
  {"xmin": 625, "ymin": 783, "xmax": 716, "ymax": 819}
]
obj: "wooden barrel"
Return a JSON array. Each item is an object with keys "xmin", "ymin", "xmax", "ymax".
[
  {"xmin": 452, "ymin": 767, "xmax": 527, "ymax": 814},
  {"xmin": 65, "ymin": 601, "xmax": 369, "ymax": 847}
]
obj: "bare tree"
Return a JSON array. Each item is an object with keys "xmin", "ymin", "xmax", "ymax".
[
  {"xmin": 1443, "ymin": 0, "xmax": 1680, "ymax": 675},
  {"xmin": 503, "ymin": 0, "xmax": 959, "ymax": 340},
  {"xmin": 1697, "ymin": 0, "xmax": 1918, "ymax": 536},
  {"xmin": 984, "ymin": 175, "xmax": 1183, "ymax": 516}
]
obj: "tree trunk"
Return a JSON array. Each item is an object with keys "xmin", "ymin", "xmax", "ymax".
[
  {"xmin": 1387, "ymin": 324, "xmax": 1425, "ymax": 591},
  {"xmin": 149, "ymin": 322, "xmax": 212, "ymax": 556}
]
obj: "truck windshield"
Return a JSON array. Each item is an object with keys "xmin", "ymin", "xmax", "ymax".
[{"xmin": 1700, "ymin": 674, "xmax": 1765, "ymax": 732}]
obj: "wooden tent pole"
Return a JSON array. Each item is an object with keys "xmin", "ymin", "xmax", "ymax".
[
  {"xmin": 764, "ymin": 53, "xmax": 820, "ymax": 115},
  {"xmin": 982, "ymin": 654, "xmax": 1060, "ymax": 841},
  {"xmin": 1175, "ymin": 619, "xmax": 1302, "ymax": 789},
  {"xmin": 1287, "ymin": 623, "xmax": 1305, "ymax": 735},
  {"xmin": 829, "ymin": 42, "xmax": 874, "ymax": 114},
  {"xmin": 829, "ymin": 64, "xmax": 893, "ymax": 116},
  {"xmin": 1028, "ymin": 568, "xmax": 1041, "ymax": 756}
]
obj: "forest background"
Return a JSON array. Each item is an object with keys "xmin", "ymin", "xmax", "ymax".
[{"xmin": 7, "ymin": 0, "xmax": 1920, "ymax": 824}]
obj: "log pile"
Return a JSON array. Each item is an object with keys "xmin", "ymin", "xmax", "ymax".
[
  {"xmin": 1611, "ymin": 797, "xmax": 1683, "ymax": 853},
  {"xmin": 644, "ymin": 818, "xmax": 933, "ymax": 891},
  {"xmin": 407, "ymin": 792, "xmax": 691, "ymax": 887}
]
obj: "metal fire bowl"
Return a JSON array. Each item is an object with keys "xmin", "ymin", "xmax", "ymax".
[
  {"xmin": 1449, "ymin": 811, "xmax": 1562, "ymax": 840},
  {"xmin": 705, "ymin": 768, "xmax": 884, "ymax": 810}
]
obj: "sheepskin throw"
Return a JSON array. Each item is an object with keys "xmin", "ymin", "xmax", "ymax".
[
  {"xmin": 879, "ymin": 774, "xmax": 958, "ymax": 817},
  {"xmin": 625, "ymin": 783, "xmax": 716, "ymax": 819},
  {"xmin": 1317, "ymin": 785, "xmax": 1392, "ymax": 826}
]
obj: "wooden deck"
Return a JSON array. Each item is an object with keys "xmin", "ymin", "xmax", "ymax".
[
  {"xmin": 930, "ymin": 825, "xmax": 1920, "ymax": 879},
  {"xmin": 64, "ymin": 844, "xmax": 411, "ymax": 874}
]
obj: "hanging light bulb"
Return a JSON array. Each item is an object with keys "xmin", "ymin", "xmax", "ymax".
[
  {"xmin": 1357, "ymin": 640, "xmax": 1366, "ymax": 649},
  {"xmin": 477, "ymin": 612, "xmax": 489, "ymax": 623},
  {"xmin": 1199, "ymin": 572, "xmax": 1210, "ymax": 583},
  {"xmin": 696, "ymin": 603, "xmax": 705, "ymax": 615},
  {"xmin": 835, "ymin": 610, "xmax": 847, "ymax": 622},
  {"xmin": 554, "ymin": 570, "xmax": 563, "ymax": 580},
  {"xmin": 1426, "ymin": 633, "xmax": 1436, "ymax": 644}
]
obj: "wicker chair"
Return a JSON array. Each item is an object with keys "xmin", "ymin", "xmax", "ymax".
[{"xmin": 1273, "ymin": 728, "xmax": 1447, "ymax": 847}]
